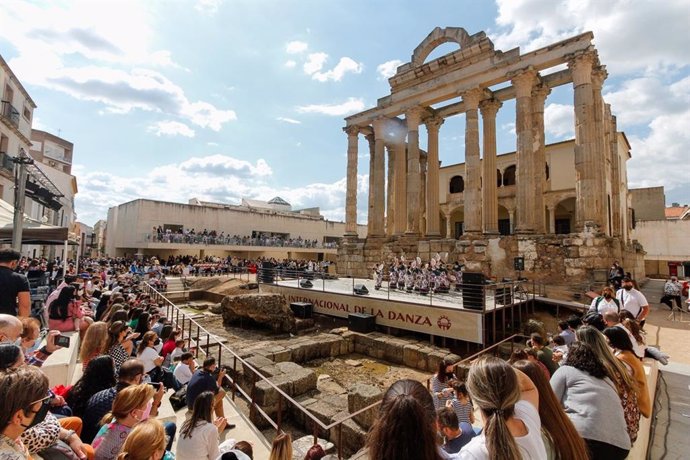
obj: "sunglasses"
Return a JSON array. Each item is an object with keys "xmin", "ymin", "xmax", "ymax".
[{"xmin": 26, "ymin": 393, "xmax": 51, "ymax": 411}]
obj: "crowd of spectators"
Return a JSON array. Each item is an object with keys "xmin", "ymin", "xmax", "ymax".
[{"xmin": 147, "ymin": 227, "xmax": 337, "ymax": 249}]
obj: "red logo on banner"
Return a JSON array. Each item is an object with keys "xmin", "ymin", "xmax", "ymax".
[{"xmin": 437, "ymin": 315, "xmax": 452, "ymax": 330}]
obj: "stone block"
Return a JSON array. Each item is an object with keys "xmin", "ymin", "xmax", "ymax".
[
  {"xmin": 474, "ymin": 246, "xmax": 486, "ymax": 254},
  {"xmin": 329, "ymin": 414, "xmax": 368, "ymax": 457},
  {"xmin": 403, "ymin": 344, "xmax": 426, "ymax": 371},
  {"xmin": 347, "ymin": 383, "xmax": 383, "ymax": 430},
  {"xmin": 221, "ymin": 293, "xmax": 296, "ymax": 333},
  {"xmin": 254, "ymin": 373, "xmax": 293, "ymax": 406},
  {"xmin": 272, "ymin": 348, "xmax": 292, "ymax": 363},
  {"xmin": 427, "ymin": 350, "xmax": 448, "ymax": 373},
  {"xmin": 308, "ymin": 400, "xmax": 341, "ymax": 425}
]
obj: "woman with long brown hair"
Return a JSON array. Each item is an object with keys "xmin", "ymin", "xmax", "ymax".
[
  {"xmin": 366, "ymin": 379, "xmax": 445, "ymax": 460},
  {"xmin": 461, "ymin": 355, "xmax": 547, "ymax": 459},
  {"xmin": 268, "ymin": 432, "xmax": 292, "ymax": 460},
  {"xmin": 512, "ymin": 360, "xmax": 589, "ymax": 460}
]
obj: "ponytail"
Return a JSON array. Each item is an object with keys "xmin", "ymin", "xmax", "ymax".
[{"xmin": 483, "ymin": 406, "xmax": 521, "ymax": 460}]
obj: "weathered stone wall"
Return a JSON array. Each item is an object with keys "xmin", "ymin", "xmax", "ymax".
[{"xmin": 221, "ymin": 293, "xmax": 296, "ymax": 333}]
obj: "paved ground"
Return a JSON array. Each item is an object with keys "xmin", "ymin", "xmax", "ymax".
[{"xmin": 640, "ymin": 279, "xmax": 690, "ymax": 460}]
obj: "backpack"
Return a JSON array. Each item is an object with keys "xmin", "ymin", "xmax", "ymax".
[
  {"xmin": 595, "ymin": 296, "xmax": 620, "ymax": 312},
  {"xmin": 169, "ymin": 385, "xmax": 187, "ymax": 411}
]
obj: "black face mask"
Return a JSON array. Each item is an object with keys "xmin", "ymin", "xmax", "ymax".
[
  {"xmin": 624, "ymin": 285, "xmax": 633, "ymax": 291},
  {"xmin": 604, "ymin": 293, "xmax": 612, "ymax": 299},
  {"xmin": 21, "ymin": 398, "xmax": 50, "ymax": 429}
]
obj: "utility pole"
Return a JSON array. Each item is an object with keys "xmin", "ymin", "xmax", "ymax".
[{"xmin": 12, "ymin": 149, "xmax": 33, "ymax": 250}]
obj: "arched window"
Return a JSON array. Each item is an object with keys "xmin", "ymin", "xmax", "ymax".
[
  {"xmin": 545, "ymin": 162, "xmax": 550, "ymax": 180},
  {"xmin": 449, "ymin": 175, "xmax": 464, "ymax": 193},
  {"xmin": 503, "ymin": 165, "xmax": 516, "ymax": 186},
  {"xmin": 497, "ymin": 169, "xmax": 502, "ymax": 187}
]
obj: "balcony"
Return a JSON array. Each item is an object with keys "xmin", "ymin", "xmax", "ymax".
[
  {"xmin": 0, "ymin": 151, "xmax": 14, "ymax": 175},
  {"xmin": 0, "ymin": 101, "xmax": 20, "ymax": 130}
]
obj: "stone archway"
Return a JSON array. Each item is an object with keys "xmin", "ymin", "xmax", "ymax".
[
  {"xmin": 411, "ymin": 27, "xmax": 481, "ymax": 67},
  {"xmin": 554, "ymin": 198, "xmax": 576, "ymax": 234}
]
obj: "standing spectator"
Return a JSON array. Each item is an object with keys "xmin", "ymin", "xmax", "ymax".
[
  {"xmin": 431, "ymin": 357, "xmax": 457, "ymax": 409},
  {"xmin": 176, "ymin": 391, "xmax": 228, "ymax": 460},
  {"xmin": 268, "ymin": 433, "xmax": 292, "ymax": 460},
  {"xmin": 0, "ymin": 249, "xmax": 30, "ymax": 317},
  {"xmin": 530, "ymin": 334, "xmax": 559, "ymax": 377},
  {"xmin": 660, "ymin": 276, "xmax": 683, "ymax": 310},
  {"xmin": 608, "ymin": 261, "xmax": 625, "ymax": 290},
  {"xmin": 557, "ymin": 320, "xmax": 576, "ymax": 346},
  {"xmin": 616, "ymin": 277, "xmax": 649, "ymax": 327},
  {"xmin": 459, "ymin": 356, "xmax": 547, "ymax": 459},
  {"xmin": 437, "ymin": 407, "xmax": 475, "ymax": 454},
  {"xmin": 589, "ymin": 286, "xmax": 620, "ymax": 314}
]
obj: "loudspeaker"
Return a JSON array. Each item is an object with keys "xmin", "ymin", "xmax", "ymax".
[
  {"xmin": 353, "ymin": 284, "xmax": 369, "ymax": 295},
  {"xmin": 348, "ymin": 313, "xmax": 376, "ymax": 333},
  {"xmin": 258, "ymin": 262, "xmax": 275, "ymax": 283},
  {"xmin": 462, "ymin": 272, "xmax": 485, "ymax": 310},
  {"xmin": 299, "ymin": 279, "xmax": 313, "ymax": 288},
  {"xmin": 514, "ymin": 257, "xmax": 525, "ymax": 271},
  {"xmin": 290, "ymin": 302, "xmax": 313, "ymax": 319}
]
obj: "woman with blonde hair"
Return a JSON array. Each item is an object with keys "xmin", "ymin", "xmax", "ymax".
[
  {"xmin": 93, "ymin": 383, "xmax": 157, "ymax": 460},
  {"xmin": 460, "ymin": 355, "xmax": 547, "ymax": 459},
  {"xmin": 268, "ymin": 432, "xmax": 292, "ymax": 460},
  {"xmin": 80, "ymin": 321, "xmax": 109, "ymax": 369},
  {"xmin": 116, "ymin": 419, "xmax": 171, "ymax": 460}
]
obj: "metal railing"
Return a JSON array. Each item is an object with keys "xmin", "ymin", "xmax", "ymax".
[
  {"xmin": 0, "ymin": 101, "xmax": 20, "ymax": 129},
  {"xmin": 143, "ymin": 282, "xmax": 381, "ymax": 458},
  {"xmin": 145, "ymin": 233, "xmax": 339, "ymax": 249}
]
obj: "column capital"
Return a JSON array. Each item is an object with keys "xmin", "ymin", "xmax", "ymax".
[
  {"xmin": 479, "ymin": 98, "xmax": 502, "ymax": 118},
  {"xmin": 405, "ymin": 107, "xmax": 424, "ymax": 129},
  {"xmin": 424, "ymin": 116, "xmax": 444, "ymax": 132},
  {"xmin": 591, "ymin": 65, "xmax": 608, "ymax": 90},
  {"xmin": 372, "ymin": 117, "xmax": 388, "ymax": 140},
  {"xmin": 531, "ymin": 83, "xmax": 551, "ymax": 107},
  {"xmin": 462, "ymin": 87, "xmax": 484, "ymax": 110},
  {"xmin": 509, "ymin": 67, "xmax": 538, "ymax": 97},
  {"xmin": 343, "ymin": 125, "xmax": 360, "ymax": 137},
  {"xmin": 364, "ymin": 132, "xmax": 375, "ymax": 145},
  {"xmin": 567, "ymin": 50, "xmax": 597, "ymax": 85}
]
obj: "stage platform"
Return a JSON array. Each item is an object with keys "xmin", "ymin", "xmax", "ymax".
[{"xmin": 260, "ymin": 276, "xmax": 531, "ymax": 345}]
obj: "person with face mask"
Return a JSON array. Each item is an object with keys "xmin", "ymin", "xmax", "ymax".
[
  {"xmin": 116, "ymin": 419, "xmax": 172, "ymax": 460},
  {"xmin": 0, "ymin": 364, "xmax": 50, "ymax": 459},
  {"xmin": 0, "ymin": 314, "xmax": 61, "ymax": 367},
  {"xmin": 0, "ymin": 249, "xmax": 31, "ymax": 318},
  {"xmin": 93, "ymin": 384, "xmax": 156, "ymax": 460},
  {"xmin": 589, "ymin": 287, "xmax": 621, "ymax": 314},
  {"xmin": 616, "ymin": 277, "xmax": 650, "ymax": 327}
]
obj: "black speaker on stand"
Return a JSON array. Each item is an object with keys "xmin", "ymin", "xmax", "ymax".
[
  {"xmin": 462, "ymin": 272, "xmax": 485, "ymax": 310},
  {"xmin": 299, "ymin": 279, "xmax": 313, "ymax": 288}
]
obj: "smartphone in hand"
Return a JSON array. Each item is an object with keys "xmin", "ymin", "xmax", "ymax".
[{"xmin": 54, "ymin": 335, "xmax": 71, "ymax": 348}]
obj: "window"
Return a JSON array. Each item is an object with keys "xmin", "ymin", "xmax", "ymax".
[
  {"xmin": 545, "ymin": 162, "xmax": 550, "ymax": 180},
  {"xmin": 503, "ymin": 165, "xmax": 516, "ymax": 186},
  {"xmin": 454, "ymin": 222, "xmax": 464, "ymax": 239},
  {"xmin": 23, "ymin": 106, "xmax": 31, "ymax": 121},
  {"xmin": 498, "ymin": 219, "xmax": 511, "ymax": 235},
  {"xmin": 497, "ymin": 169, "xmax": 502, "ymax": 187},
  {"xmin": 449, "ymin": 175, "xmax": 464, "ymax": 193}
]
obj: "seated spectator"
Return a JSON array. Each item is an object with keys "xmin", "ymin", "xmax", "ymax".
[
  {"xmin": 0, "ymin": 342, "xmax": 24, "ymax": 370},
  {"xmin": 127, "ymin": 308, "xmax": 143, "ymax": 330},
  {"xmin": 0, "ymin": 365, "xmax": 50, "ymax": 459},
  {"xmin": 187, "ymin": 357, "xmax": 228, "ymax": 419},
  {"xmin": 93, "ymin": 383, "xmax": 156, "ymax": 460},
  {"xmin": 17, "ymin": 317, "xmax": 41, "ymax": 359},
  {"xmin": 620, "ymin": 315, "xmax": 669, "ymax": 364},
  {"xmin": 557, "ymin": 320, "xmax": 575, "ymax": 346},
  {"xmin": 177, "ymin": 391, "xmax": 228, "ymax": 460},
  {"xmin": 512, "ymin": 360, "xmax": 588, "ymax": 460},
  {"xmin": 550, "ymin": 342, "xmax": 631, "ymax": 460},
  {"xmin": 49, "ymin": 285, "xmax": 91, "ymax": 336},
  {"xmin": 446, "ymin": 381, "xmax": 475, "ymax": 425},
  {"xmin": 169, "ymin": 338, "xmax": 187, "ymax": 363},
  {"xmin": 80, "ymin": 321, "xmax": 109, "ymax": 370},
  {"xmin": 174, "ymin": 352, "xmax": 196, "ymax": 386},
  {"xmin": 530, "ymin": 333, "xmax": 558, "ymax": 377},
  {"xmin": 366, "ymin": 379, "xmax": 446, "ymax": 460},
  {"xmin": 459, "ymin": 356, "xmax": 546, "ymax": 459},
  {"xmin": 106, "ymin": 321, "xmax": 138, "ymax": 373},
  {"xmin": 133, "ymin": 312, "xmax": 152, "ymax": 337},
  {"xmin": 225, "ymin": 440, "xmax": 253, "ymax": 460},
  {"xmin": 551, "ymin": 335, "xmax": 568, "ymax": 366},
  {"xmin": 303, "ymin": 444, "xmax": 325, "ymax": 460},
  {"xmin": 161, "ymin": 328, "xmax": 182, "ymax": 358},
  {"xmin": 0, "ymin": 314, "xmax": 60, "ymax": 367},
  {"xmin": 523, "ymin": 348, "xmax": 550, "ymax": 380},
  {"xmin": 66, "ymin": 355, "xmax": 117, "ymax": 418},
  {"xmin": 437, "ymin": 407, "xmax": 475, "ymax": 454},
  {"xmin": 269, "ymin": 432, "xmax": 292, "ymax": 460},
  {"xmin": 431, "ymin": 357, "xmax": 457, "ymax": 409},
  {"xmin": 116, "ymin": 419, "xmax": 173, "ymax": 460},
  {"xmin": 137, "ymin": 331, "xmax": 176, "ymax": 389},
  {"xmin": 581, "ymin": 312, "xmax": 606, "ymax": 331},
  {"xmin": 151, "ymin": 316, "xmax": 168, "ymax": 336},
  {"xmin": 603, "ymin": 327, "xmax": 652, "ymax": 418}
]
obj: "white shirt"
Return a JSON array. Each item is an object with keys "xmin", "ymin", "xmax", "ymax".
[
  {"xmin": 589, "ymin": 296, "xmax": 619, "ymax": 314},
  {"xmin": 174, "ymin": 362, "xmax": 194, "ymax": 385},
  {"xmin": 170, "ymin": 347, "xmax": 185, "ymax": 362},
  {"xmin": 616, "ymin": 288, "xmax": 648, "ymax": 318},
  {"xmin": 138, "ymin": 347, "xmax": 160, "ymax": 373},
  {"xmin": 459, "ymin": 400, "xmax": 547, "ymax": 460},
  {"xmin": 176, "ymin": 421, "xmax": 220, "ymax": 460}
]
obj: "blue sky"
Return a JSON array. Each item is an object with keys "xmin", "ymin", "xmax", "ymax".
[{"xmin": 0, "ymin": 0, "xmax": 688, "ymax": 226}]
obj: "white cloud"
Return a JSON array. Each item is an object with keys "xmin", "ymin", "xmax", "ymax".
[
  {"xmin": 296, "ymin": 98, "xmax": 366, "ymax": 116},
  {"xmin": 377, "ymin": 59, "xmax": 403, "ymax": 80},
  {"xmin": 285, "ymin": 41, "xmax": 308, "ymax": 54},
  {"xmin": 311, "ymin": 57, "xmax": 363, "ymax": 82},
  {"xmin": 303, "ymin": 53, "xmax": 328, "ymax": 75},
  {"xmin": 207, "ymin": 142, "xmax": 219, "ymax": 147},
  {"xmin": 284, "ymin": 60, "xmax": 297, "ymax": 68},
  {"xmin": 276, "ymin": 117, "xmax": 301, "ymax": 124},
  {"xmin": 195, "ymin": 0, "xmax": 223, "ymax": 14},
  {"xmin": 544, "ymin": 103, "xmax": 574, "ymax": 139},
  {"xmin": 147, "ymin": 121, "xmax": 195, "ymax": 138},
  {"xmin": 604, "ymin": 76, "xmax": 690, "ymax": 127},
  {"xmin": 491, "ymin": 0, "xmax": 690, "ymax": 75}
]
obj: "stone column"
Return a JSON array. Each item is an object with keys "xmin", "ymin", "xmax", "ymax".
[
  {"xmin": 365, "ymin": 132, "xmax": 376, "ymax": 236},
  {"xmin": 343, "ymin": 126, "xmax": 359, "ymax": 236},
  {"xmin": 568, "ymin": 50, "xmax": 599, "ymax": 232},
  {"xmin": 609, "ymin": 114, "xmax": 622, "ymax": 237},
  {"xmin": 480, "ymin": 99, "xmax": 501, "ymax": 234},
  {"xmin": 511, "ymin": 68, "xmax": 538, "ymax": 234},
  {"xmin": 463, "ymin": 88, "xmax": 483, "ymax": 234},
  {"xmin": 419, "ymin": 154, "xmax": 427, "ymax": 233},
  {"xmin": 531, "ymin": 83, "xmax": 551, "ymax": 233},
  {"xmin": 592, "ymin": 66, "xmax": 609, "ymax": 234},
  {"xmin": 425, "ymin": 117, "xmax": 444, "ymax": 237},
  {"xmin": 445, "ymin": 212, "xmax": 453, "ymax": 238},
  {"xmin": 508, "ymin": 209, "xmax": 515, "ymax": 234},
  {"xmin": 371, "ymin": 118, "xmax": 387, "ymax": 237},
  {"xmin": 547, "ymin": 204, "xmax": 556, "ymax": 234},
  {"xmin": 386, "ymin": 144, "xmax": 395, "ymax": 236},
  {"xmin": 405, "ymin": 108, "xmax": 423, "ymax": 235},
  {"xmin": 392, "ymin": 133, "xmax": 407, "ymax": 235}
]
